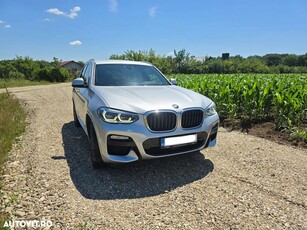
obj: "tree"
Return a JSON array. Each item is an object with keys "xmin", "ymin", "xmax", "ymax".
[
  {"xmin": 174, "ymin": 49, "xmax": 190, "ymax": 73},
  {"xmin": 50, "ymin": 67, "xmax": 70, "ymax": 82},
  {"xmin": 263, "ymin": 54, "xmax": 283, "ymax": 66},
  {"xmin": 0, "ymin": 61, "xmax": 17, "ymax": 79},
  {"xmin": 239, "ymin": 58, "xmax": 270, "ymax": 73},
  {"xmin": 283, "ymin": 55, "xmax": 299, "ymax": 67},
  {"xmin": 12, "ymin": 56, "xmax": 40, "ymax": 80},
  {"xmin": 298, "ymin": 53, "xmax": 307, "ymax": 66},
  {"xmin": 206, "ymin": 58, "xmax": 225, "ymax": 74},
  {"xmin": 77, "ymin": 61, "xmax": 85, "ymax": 67}
]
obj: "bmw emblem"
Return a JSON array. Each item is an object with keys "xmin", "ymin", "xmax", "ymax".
[{"xmin": 172, "ymin": 104, "xmax": 179, "ymax": 109}]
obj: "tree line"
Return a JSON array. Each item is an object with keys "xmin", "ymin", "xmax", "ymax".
[
  {"xmin": 1, "ymin": 51, "xmax": 307, "ymax": 82},
  {"xmin": 0, "ymin": 57, "xmax": 73, "ymax": 82},
  {"xmin": 110, "ymin": 49, "xmax": 307, "ymax": 74}
]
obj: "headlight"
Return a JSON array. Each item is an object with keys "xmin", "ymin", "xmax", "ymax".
[
  {"xmin": 205, "ymin": 103, "xmax": 217, "ymax": 116},
  {"xmin": 98, "ymin": 107, "xmax": 139, "ymax": 124}
]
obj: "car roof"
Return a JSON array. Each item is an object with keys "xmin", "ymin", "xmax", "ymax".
[{"xmin": 94, "ymin": 60, "xmax": 153, "ymax": 66}]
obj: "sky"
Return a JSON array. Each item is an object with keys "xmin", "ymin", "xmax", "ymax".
[{"xmin": 0, "ymin": 0, "xmax": 307, "ymax": 62}]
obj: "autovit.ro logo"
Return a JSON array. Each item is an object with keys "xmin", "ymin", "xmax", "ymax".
[{"xmin": 3, "ymin": 220, "xmax": 53, "ymax": 228}]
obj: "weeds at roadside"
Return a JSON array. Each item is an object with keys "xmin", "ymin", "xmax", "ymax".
[
  {"xmin": 0, "ymin": 79, "xmax": 52, "ymax": 89},
  {"xmin": 0, "ymin": 93, "xmax": 26, "ymax": 227},
  {"xmin": 288, "ymin": 127, "xmax": 307, "ymax": 142},
  {"xmin": 0, "ymin": 93, "xmax": 26, "ymax": 169},
  {"xmin": 0, "ymin": 212, "xmax": 10, "ymax": 230}
]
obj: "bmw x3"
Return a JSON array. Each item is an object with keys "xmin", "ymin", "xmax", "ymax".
[{"xmin": 72, "ymin": 60, "xmax": 219, "ymax": 168}]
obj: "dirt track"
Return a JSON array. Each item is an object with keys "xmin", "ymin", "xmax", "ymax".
[{"xmin": 1, "ymin": 83, "xmax": 307, "ymax": 229}]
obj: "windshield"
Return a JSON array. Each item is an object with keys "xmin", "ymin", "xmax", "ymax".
[{"xmin": 95, "ymin": 64, "xmax": 170, "ymax": 86}]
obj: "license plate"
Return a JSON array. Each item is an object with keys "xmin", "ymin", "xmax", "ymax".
[{"xmin": 161, "ymin": 134, "xmax": 197, "ymax": 148}]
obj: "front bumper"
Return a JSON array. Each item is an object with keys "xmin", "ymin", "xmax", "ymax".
[{"xmin": 91, "ymin": 112, "xmax": 219, "ymax": 163}]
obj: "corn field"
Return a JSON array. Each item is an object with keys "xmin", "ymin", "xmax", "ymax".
[{"xmin": 172, "ymin": 74, "xmax": 307, "ymax": 130}]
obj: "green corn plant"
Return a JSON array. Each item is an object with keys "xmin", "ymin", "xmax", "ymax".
[{"xmin": 174, "ymin": 73, "xmax": 306, "ymax": 133}]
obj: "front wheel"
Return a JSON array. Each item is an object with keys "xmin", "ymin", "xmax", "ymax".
[{"xmin": 89, "ymin": 123, "xmax": 104, "ymax": 169}]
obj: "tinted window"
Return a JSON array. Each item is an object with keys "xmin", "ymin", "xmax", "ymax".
[
  {"xmin": 80, "ymin": 65, "xmax": 87, "ymax": 79},
  {"xmin": 84, "ymin": 63, "xmax": 92, "ymax": 85},
  {"xmin": 95, "ymin": 64, "xmax": 170, "ymax": 86},
  {"xmin": 80, "ymin": 65, "xmax": 88, "ymax": 84}
]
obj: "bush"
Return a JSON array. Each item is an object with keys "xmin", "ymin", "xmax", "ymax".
[
  {"xmin": 0, "ymin": 57, "xmax": 73, "ymax": 83},
  {"xmin": 36, "ymin": 67, "xmax": 70, "ymax": 82},
  {"xmin": 50, "ymin": 67, "xmax": 70, "ymax": 82},
  {"xmin": 8, "ymin": 71, "xmax": 25, "ymax": 80},
  {"xmin": 0, "ymin": 62, "xmax": 17, "ymax": 79},
  {"xmin": 37, "ymin": 67, "xmax": 52, "ymax": 81},
  {"xmin": 12, "ymin": 56, "xmax": 40, "ymax": 80}
]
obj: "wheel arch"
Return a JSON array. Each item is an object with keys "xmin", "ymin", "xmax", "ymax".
[{"xmin": 86, "ymin": 113, "xmax": 92, "ymax": 136}]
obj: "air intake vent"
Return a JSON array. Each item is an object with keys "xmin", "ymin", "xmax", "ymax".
[
  {"xmin": 181, "ymin": 109, "xmax": 203, "ymax": 129},
  {"xmin": 146, "ymin": 112, "xmax": 177, "ymax": 132}
]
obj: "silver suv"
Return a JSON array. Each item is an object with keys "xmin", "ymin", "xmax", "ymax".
[{"xmin": 72, "ymin": 60, "xmax": 219, "ymax": 168}]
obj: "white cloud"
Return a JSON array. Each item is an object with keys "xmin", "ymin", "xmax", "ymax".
[
  {"xmin": 46, "ymin": 6, "xmax": 81, "ymax": 19},
  {"xmin": 47, "ymin": 8, "xmax": 65, "ymax": 16},
  {"xmin": 68, "ymin": 6, "xmax": 81, "ymax": 19},
  {"xmin": 166, "ymin": 51, "xmax": 175, "ymax": 57},
  {"xmin": 108, "ymin": 0, "xmax": 118, "ymax": 13},
  {"xmin": 149, "ymin": 6, "xmax": 157, "ymax": 17},
  {"xmin": 0, "ymin": 20, "xmax": 11, "ymax": 29},
  {"xmin": 69, "ymin": 40, "xmax": 82, "ymax": 46}
]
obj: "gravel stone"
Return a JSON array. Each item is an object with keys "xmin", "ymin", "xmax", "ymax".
[
  {"xmin": 5, "ymin": 207, "xmax": 13, "ymax": 213},
  {"xmin": 0, "ymin": 83, "xmax": 306, "ymax": 229},
  {"xmin": 15, "ymin": 210, "xmax": 26, "ymax": 217}
]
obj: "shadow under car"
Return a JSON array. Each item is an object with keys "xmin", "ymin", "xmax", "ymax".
[{"xmin": 61, "ymin": 121, "xmax": 214, "ymax": 200}]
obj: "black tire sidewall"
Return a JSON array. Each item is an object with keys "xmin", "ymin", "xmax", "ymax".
[{"xmin": 89, "ymin": 123, "xmax": 104, "ymax": 168}]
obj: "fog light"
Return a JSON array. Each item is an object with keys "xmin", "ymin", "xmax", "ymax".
[{"xmin": 110, "ymin": 135, "xmax": 129, "ymax": 140}]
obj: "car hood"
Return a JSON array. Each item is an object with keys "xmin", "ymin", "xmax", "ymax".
[{"xmin": 92, "ymin": 85, "xmax": 212, "ymax": 113}]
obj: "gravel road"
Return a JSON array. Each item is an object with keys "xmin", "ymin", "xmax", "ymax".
[{"xmin": 1, "ymin": 83, "xmax": 307, "ymax": 229}]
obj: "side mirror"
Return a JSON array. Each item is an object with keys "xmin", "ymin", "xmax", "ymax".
[
  {"xmin": 170, "ymin": 78, "xmax": 178, "ymax": 85},
  {"xmin": 72, "ymin": 78, "xmax": 87, "ymax": 88}
]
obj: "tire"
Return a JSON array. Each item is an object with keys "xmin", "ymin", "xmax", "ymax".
[
  {"xmin": 89, "ymin": 122, "xmax": 104, "ymax": 169},
  {"xmin": 73, "ymin": 102, "xmax": 81, "ymax": 127}
]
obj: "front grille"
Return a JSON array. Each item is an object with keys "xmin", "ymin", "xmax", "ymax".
[
  {"xmin": 181, "ymin": 109, "xmax": 204, "ymax": 129},
  {"xmin": 146, "ymin": 112, "xmax": 177, "ymax": 132}
]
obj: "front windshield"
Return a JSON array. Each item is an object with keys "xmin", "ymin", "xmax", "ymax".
[{"xmin": 95, "ymin": 64, "xmax": 170, "ymax": 86}]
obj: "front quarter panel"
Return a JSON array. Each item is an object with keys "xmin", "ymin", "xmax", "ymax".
[{"xmin": 87, "ymin": 87, "xmax": 109, "ymax": 126}]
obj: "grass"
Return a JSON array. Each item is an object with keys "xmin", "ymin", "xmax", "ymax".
[
  {"xmin": 288, "ymin": 127, "xmax": 307, "ymax": 142},
  {"xmin": 0, "ymin": 93, "xmax": 26, "ymax": 181},
  {"xmin": 0, "ymin": 212, "xmax": 10, "ymax": 230},
  {"xmin": 0, "ymin": 93, "xmax": 26, "ymax": 228},
  {"xmin": 0, "ymin": 79, "xmax": 52, "ymax": 89}
]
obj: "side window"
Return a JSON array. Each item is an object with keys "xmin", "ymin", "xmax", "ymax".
[
  {"xmin": 79, "ymin": 63, "xmax": 92, "ymax": 85},
  {"xmin": 80, "ymin": 65, "xmax": 88, "ymax": 84},
  {"xmin": 84, "ymin": 63, "xmax": 92, "ymax": 85}
]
